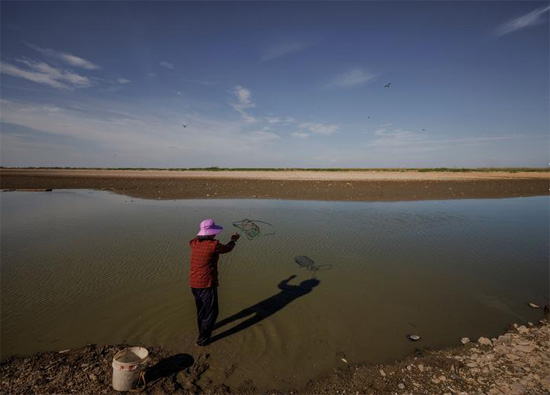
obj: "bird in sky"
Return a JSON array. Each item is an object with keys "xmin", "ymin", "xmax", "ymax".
[
  {"xmin": 384, "ymin": 82, "xmax": 391, "ymax": 88},
  {"xmin": 421, "ymin": 128, "xmax": 426, "ymax": 131},
  {"xmin": 182, "ymin": 123, "xmax": 187, "ymax": 128}
]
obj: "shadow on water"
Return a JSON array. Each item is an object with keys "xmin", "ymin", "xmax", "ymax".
[
  {"xmin": 144, "ymin": 353, "xmax": 194, "ymax": 382},
  {"xmin": 210, "ymin": 275, "xmax": 321, "ymax": 343}
]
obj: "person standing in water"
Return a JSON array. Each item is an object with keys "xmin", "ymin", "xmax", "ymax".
[{"xmin": 189, "ymin": 219, "xmax": 240, "ymax": 346}]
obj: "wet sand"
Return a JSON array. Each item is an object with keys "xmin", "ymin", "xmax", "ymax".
[{"xmin": 1, "ymin": 169, "xmax": 549, "ymax": 201}]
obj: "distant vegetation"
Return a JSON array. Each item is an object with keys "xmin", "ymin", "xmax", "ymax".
[{"xmin": 1, "ymin": 166, "xmax": 548, "ymax": 172}]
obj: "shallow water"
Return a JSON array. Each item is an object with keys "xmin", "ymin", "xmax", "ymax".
[{"xmin": 1, "ymin": 190, "xmax": 548, "ymax": 390}]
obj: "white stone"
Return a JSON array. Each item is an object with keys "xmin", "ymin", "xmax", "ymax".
[
  {"xmin": 461, "ymin": 337, "xmax": 470, "ymax": 345},
  {"xmin": 494, "ymin": 345, "xmax": 508, "ymax": 355},
  {"xmin": 478, "ymin": 337, "xmax": 492, "ymax": 346},
  {"xmin": 497, "ymin": 334, "xmax": 513, "ymax": 344},
  {"xmin": 398, "ymin": 383, "xmax": 405, "ymax": 390},
  {"xmin": 514, "ymin": 344, "xmax": 535, "ymax": 353}
]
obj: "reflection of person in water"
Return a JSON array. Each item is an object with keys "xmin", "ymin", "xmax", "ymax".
[{"xmin": 210, "ymin": 275, "xmax": 320, "ymax": 343}]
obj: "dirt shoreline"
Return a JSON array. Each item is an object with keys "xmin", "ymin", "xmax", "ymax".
[
  {"xmin": 1, "ymin": 319, "xmax": 548, "ymax": 394},
  {"xmin": 1, "ymin": 169, "xmax": 549, "ymax": 201}
]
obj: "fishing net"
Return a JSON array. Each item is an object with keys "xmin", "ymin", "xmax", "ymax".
[{"xmin": 232, "ymin": 219, "xmax": 275, "ymax": 240}]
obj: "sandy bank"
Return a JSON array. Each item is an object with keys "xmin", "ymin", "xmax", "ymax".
[
  {"xmin": 1, "ymin": 168, "xmax": 549, "ymax": 181},
  {"xmin": 1, "ymin": 169, "xmax": 549, "ymax": 201}
]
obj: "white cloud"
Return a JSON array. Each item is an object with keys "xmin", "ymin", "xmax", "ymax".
[
  {"xmin": 326, "ymin": 68, "xmax": 375, "ymax": 88},
  {"xmin": 59, "ymin": 53, "xmax": 100, "ymax": 70},
  {"xmin": 230, "ymin": 85, "xmax": 256, "ymax": 122},
  {"xmin": 181, "ymin": 78, "xmax": 216, "ymax": 85},
  {"xmin": 147, "ymin": 73, "xmax": 157, "ymax": 77},
  {"xmin": 365, "ymin": 127, "xmax": 544, "ymax": 153},
  {"xmin": 299, "ymin": 122, "xmax": 339, "ymax": 135},
  {"xmin": 259, "ymin": 42, "xmax": 306, "ymax": 62},
  {"xmin": 159, "ymin": 61, "xmax": 175, "ymax": 69},
  {"xmin": 27, "ymin": 43, "xmax": 101, "ymax": 70},
  {"xmin": 0, "ymin": 98, "xmax": 288, "ymax": 167},
  {"xmin": 265, "ymin": 116, "xmax": 295, "ymax": 124},
  {"xmin": 0, "ymin": 59, "xmax": 93, "ymax": 89},
  {"xmin": 291, "ymin": 132, "xmax": 310, "ymax": 139},
  {"xmin": 366, "ymin": 128, "xmax": 426, "ymax": 147},
  {"xmin": 117, "ymin": 78, "xmax": 131, "ymax": 84},
  {"xmin": 496, "ymin": 5, "xmax": 550, "ymax": 36}
]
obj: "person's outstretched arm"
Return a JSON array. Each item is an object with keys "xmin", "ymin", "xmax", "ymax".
[{"xmin": 216, "ymin": 233, "xmax": 240, "ymax": 254}]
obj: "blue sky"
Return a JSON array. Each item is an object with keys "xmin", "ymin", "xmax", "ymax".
[{"xmin": 1, "ymin": 1, "xmax": 548, "ymax": 168}]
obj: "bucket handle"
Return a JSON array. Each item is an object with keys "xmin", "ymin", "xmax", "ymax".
[
  {"xmin": 128, "ymin": 357, "xmax": 150, "ymax": 393},
  {"xmin": 129, "ymin": 371, "xmax": 146, "ymax": 393}
]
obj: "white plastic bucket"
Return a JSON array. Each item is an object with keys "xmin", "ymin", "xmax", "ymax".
[{"xmin": 112, "ymin": 346, "xmax": 149, "ymax": 391}]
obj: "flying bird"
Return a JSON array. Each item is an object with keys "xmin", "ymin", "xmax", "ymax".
[
  {"xmin": 421, "ymin": 128, "xmax": 426, "ymax": 131},
  {"xmin": 182, "ymin": 123, "xmax": 187, "ymax": 128},
  {"xmin": 384, "ymin": 82, "xmax": 391, "ymax": 88}
]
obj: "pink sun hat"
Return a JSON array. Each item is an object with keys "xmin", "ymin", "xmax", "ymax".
[{"xmin": 197, "ymin": 219, "xmax": 224, "ymax": 236}]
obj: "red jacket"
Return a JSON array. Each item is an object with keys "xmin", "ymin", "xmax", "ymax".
[{"xmin": 189, "ymin": 237, "xmax": 235, "ymax": 288}]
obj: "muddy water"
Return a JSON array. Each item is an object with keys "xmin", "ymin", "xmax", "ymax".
[{"xmin": 1, "ymin": 190, "xmax": 548, "ymax": 390}]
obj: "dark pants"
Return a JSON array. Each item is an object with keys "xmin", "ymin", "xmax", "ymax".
[{"xmin": 191, "ymin": 287, "xmax": 219, "ymax": 345}]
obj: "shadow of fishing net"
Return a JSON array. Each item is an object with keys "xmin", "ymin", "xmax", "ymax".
[
  {"xmin": 294, "ymin": 256, "xmax": 332, "ymax": 276},
  {"xmin": 232, "ymin": 219, "xmax": 275, "ymax": 240}
]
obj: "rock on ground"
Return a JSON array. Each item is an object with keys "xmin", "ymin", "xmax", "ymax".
[{"xmin": 1, "ymin": 321, "xmax": 549, "ymax": 394}]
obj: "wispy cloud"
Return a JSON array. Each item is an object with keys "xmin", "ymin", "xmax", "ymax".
[
  {"xmin": 249, "ymin": 130, "xmax": 280, "ymax": 142},
  {"xmin": 0, "ymin": 59, "xmax": 93, "ymax": 89},
  {"xmin": 117, "ymin": 78, "xmax": 131, "ymax": 84},
  {"xmin": 299, "ymin": 122, "xmax": 339, "ymax": 136},
  {"xmin": 365, "ymin": 127, "xmax": 545, "ymax": 152},
  {"xmin": 291, "ymin": 132, "xmax": 310, "ymax": 139},
  {"xmin": 230, "ymin": 85, "xmax": 256, "ymax": 122},
  {"xmin": 265, "ymin": 116, "xmax": 295, "ymax": 124},
  {"xmin": 159, "ymin": 61, "xmax": 175, "ymax": 70},
  {"xmin": 181, "ymin": 78, "xmax": 216, "ymax": 85},
  {"xmin": 259, "ymin": 42, "xmax": 307, "ymax": 62},
  {"xmin": 365, "ymin": 128, "xmax": 426, "ymax": 147},
  {"xmin": 27, "ymin": 43, "xmax": 100, "ymax": 70},
  {"xmin": 495, "ymin": 5, "xmax": 550, "ymax": 37},
  {"xmin": 326, "ymin": 68, "xmax": 375, "ymax": 89},
  {"xmin": 0, "ymin": 99, "xmax": 287, "ymax": 167}
]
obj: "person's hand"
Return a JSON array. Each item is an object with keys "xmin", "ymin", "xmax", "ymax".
[{"xmin": 231, "ymin": 233, "xmax": 240, "ymax": 242}]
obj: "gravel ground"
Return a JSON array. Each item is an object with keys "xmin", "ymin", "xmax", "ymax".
[{"xmin": 1, "ymin": 317, "xmax": 548, "ymax": 394}]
